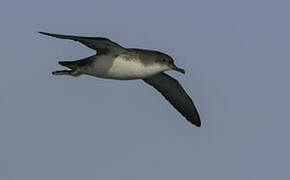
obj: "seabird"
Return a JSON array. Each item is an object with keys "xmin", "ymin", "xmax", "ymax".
[{"xmin": 40, "ymin": 32, "xmax": 201, "ymax": 127}]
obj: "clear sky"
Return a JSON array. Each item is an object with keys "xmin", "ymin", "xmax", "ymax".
[{"xmin": 1, "ymin": 0, "xmax": 289, "ymax": 179}]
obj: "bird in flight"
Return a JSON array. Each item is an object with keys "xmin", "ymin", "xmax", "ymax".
[{"xmin": 40, "ymin": 32, "xmax": 201, "ymax": 127}]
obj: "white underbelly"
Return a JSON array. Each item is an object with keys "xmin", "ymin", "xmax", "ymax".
[{"xmin": 86, "ymin": 55, "xmax": 166, "ymax": 80}]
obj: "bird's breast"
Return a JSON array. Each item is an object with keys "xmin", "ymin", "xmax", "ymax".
[{"xmin": 86, "ymin": 55, "xmax": 165, "ymax": 80}]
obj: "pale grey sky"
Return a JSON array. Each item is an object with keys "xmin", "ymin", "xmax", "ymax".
[{"xmin": 1, "ymin": 0, "xmax": 290, "ymax": 179}]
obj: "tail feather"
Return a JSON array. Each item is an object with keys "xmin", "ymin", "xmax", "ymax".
[
  {"xmin": 58, "ymin": 56, "xmax": 94, "ymax": 70},
  {"xmin": 58, "ymin": 61, "xmax": 77, "ymax": 69}
]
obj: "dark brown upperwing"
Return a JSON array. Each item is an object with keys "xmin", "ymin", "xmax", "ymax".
[{"xmin": 39, "ymin": 32, "xmax": 125, "ymax": 55}]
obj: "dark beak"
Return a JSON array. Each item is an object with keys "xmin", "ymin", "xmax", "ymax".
[{"xmin": 171, "ymin": 64, "xmax": 185, "ymax": 74}]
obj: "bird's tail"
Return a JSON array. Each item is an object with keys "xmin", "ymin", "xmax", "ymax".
[
  {"xmin": 58, "ymin": 61, "xmax": 78, "ymax": 69},
  {"xmin": 58, "ymin": 56, "xmax": 94, "ymax": 70},
  {"xmin": 53, "ymin": 61, "xmax": 83, "ymax": 77}
]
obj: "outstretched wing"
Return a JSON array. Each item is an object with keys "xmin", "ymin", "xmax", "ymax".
[
  {"xmin": 143, "ymin": 73, "xmax": 201, "ymax": 127},
  {"xmin": 39, "ymin": 32, "xmax": 125, "ymax": 54}
]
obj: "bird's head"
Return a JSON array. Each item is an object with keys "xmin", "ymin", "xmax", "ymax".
[{"xmin": 155, "ymin": 53, "xmax": 185, "ymax": 74}]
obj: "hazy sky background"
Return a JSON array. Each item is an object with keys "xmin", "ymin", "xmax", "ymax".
[{"xmin": 1, "ymin": 0, "xmax": 290, "ymax": 179}]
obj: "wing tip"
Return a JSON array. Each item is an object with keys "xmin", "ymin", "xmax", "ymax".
[
  {"xmin": 38, "ymin": 31, "xmax": 58, "ymax": 38},
  {"xmin": 38, "ymin": 31, "xmax": 49, "ymax": 35},
  {"xmin": 195, "ymin": 120, "xmax": 201, "ymax": 127},
  {"xmin": 188, "ymin": 116, "xmax": 201, "ymax": 127}
]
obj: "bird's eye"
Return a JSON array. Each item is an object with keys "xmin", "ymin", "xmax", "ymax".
[{"xmin": 162, "ymin": 59, "xmax": 166, "ymax": 62}]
